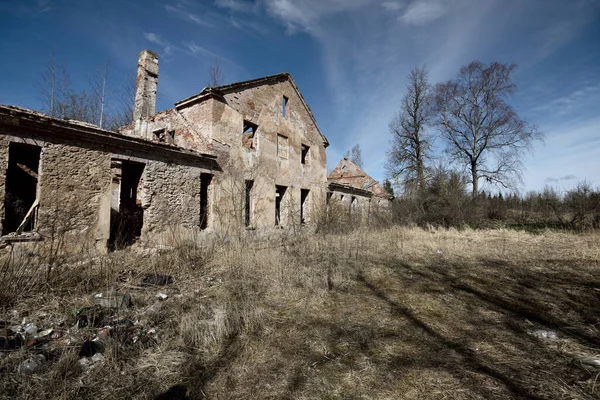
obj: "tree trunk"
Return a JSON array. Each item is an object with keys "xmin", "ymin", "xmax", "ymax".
[{"xmin": 471, "ymin": 163, "xmax": 478, "ymax": 196}]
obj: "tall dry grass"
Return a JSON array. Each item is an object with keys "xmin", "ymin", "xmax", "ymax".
[{"xmin": 1, "ymin": 226, "xmax": 599, "ymax": 399}]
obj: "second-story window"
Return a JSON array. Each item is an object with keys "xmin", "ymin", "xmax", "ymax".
[
  {"xmin": 282, "ymin": 96, "xmax": 288, "ymax": 118},
  {"xmin": 242, "ymin": 120, "xmax": 258, "ymax": 150},
  {"xmin": 277, "ymin": 134, "xmax": 288, "ymax": 158},
  {"xmin": 301, "ymin": 144, "xmax": 309, "ymax": 164}
]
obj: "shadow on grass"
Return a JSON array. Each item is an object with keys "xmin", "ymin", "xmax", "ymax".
[{"xmin": 356, "ymin": 271, "xmax": 546, "ymax": 400}]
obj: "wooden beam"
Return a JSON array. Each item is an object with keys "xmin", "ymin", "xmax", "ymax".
[
  {"xmin": 17, "ymin": 163, "xmax": 38, "ymax": 179},
  {"xmin": 16, "ymin": 198, "xmax": 39, "ymax": 234}
]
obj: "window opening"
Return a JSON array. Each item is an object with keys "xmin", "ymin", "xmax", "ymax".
[
  {"xmin": 200, "ymin": 174, "xmax": 212, "ymax": 230},
  {"xmin": 300, "ymin": 189, "xmax": 310, "ymax": 224},
  {"xmin": 282, "ymin": 96, "xmax": 288, "ymax": 117},
  {"xmin": 245, "ymin": 180, "xmax": 254, "ymax": 227},
  {"xmin": 153, "ymin": 128, "xmax": 174, "ymax": 144},
  {"xmin": 275, "ymin": 185, "xmax": 287, "ymax": 226},
  {"xmin": 277, "ymin": 134, "xmax": 288, "ymax": 159},
  {"xmin": 242, "ymin": 120, "xmax": 258, "ymax": 149},
  {"xmin": 301, "ymin": 144, "xmax": 309, "ymax": 164},
  {"xmin": 2, "ymin": 143, "xmax": 41, "ymax": 235},
  {"xmin": 108, "ymin": 160, "xmax": 145, "ymax": 250}
]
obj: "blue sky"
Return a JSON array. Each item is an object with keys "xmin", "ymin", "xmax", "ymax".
[{"xmin": 1, "ymin": 0, "xmax": 599, "ymax": 193}]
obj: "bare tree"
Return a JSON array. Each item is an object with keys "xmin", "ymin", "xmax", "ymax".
[
  {"xmin": 386, "ymin": 66, "xmax": 433, "ymax": 195},
  {"xmin": 39, "ymin": 48, "xmax": 70, "ymax": 118},
  {"xmin": 38, "ymin": 50, "xmax": 134, "ymax": 131},
  {"xmin": 344, "ymin": 144, "xmax": 363, "ymax": 168},
  {"xmin": 206, "ymin": 58, "xmax": 225, "ymax": 87},
  {"xmin": 432, "ymin": 61, "xmax": 543, "ymax": 196}
]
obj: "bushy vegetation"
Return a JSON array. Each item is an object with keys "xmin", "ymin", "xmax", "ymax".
[{"xmin": 390, "ymin": 168, "xmax": 600, "ymax": 231}]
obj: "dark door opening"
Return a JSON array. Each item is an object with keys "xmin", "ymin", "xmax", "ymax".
[
  {"xmin": 275, "ymin": 185, "xmax": 287, "ymax": 226},
  {"xmin": 109, "ymin": 160, "xmax": 144, "ymax": 250},
  {"xmin": 200, "ymin": 173, "xmax": 212, "ymax": 230},
  {"xmin": 245, "ymin": 180, "xmax": 254, "ymax": 227},
  {"xmin": 300, "ymin": 189, "xmax": 309, "ymax": 224},
  {"xmin": 2, "ymin": 143, "xmax": 41, "ymax": 235}
]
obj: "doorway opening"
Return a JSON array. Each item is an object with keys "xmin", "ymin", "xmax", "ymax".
[
  {"xmin": 108, "ymin": 160, "xmax": 144, "ymax": 250},
  {"xmin": 2, "ymin": 143, "xmax": 41, "ymax": 235}
]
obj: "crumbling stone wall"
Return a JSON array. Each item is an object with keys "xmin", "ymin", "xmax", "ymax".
[
  {"xmin": 37, "ymin": 142, "xmax": 112, "ymax": 250},
  {"xmin": 0, "ymin": 106, "xmax": 217, "ymax": 252},
  {"xmin": 140, "ymin": 159, "xmax": 211, "ymax": 243}
]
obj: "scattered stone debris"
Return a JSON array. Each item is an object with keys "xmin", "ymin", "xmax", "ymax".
[
  {"xmin": 528, "ymin": 329, "xmax": 558, "ymax": 340},
  {"xmin": 19, "ymin": 355, "xmax": 45, "ymax": 374},
  {"xmin": 78, "ymin": 353, "xmax": 105, "ymax": 371},
  {"xmin": 142, "ymin": 274, "xmax": 174, "ymax": 287},
  {"xmin": 156, "ymin": 292, "xmax": 168, "ymax": 300},
  {"xmin": 94, "ymin": 292, "xmax": 132, "ymax": 309}
]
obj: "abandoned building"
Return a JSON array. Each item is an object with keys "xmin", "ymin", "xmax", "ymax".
[
  {"xmin": 0, "ymin": 49, "xmax": 330, "ymax": 251},
  {"xmin": 327, "ymin": 157, "xmax": 392, "ymax": 221}
]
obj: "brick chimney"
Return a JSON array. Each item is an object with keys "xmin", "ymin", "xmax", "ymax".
[{"xmin": 133, "ymin": 49, "xmax": 158, "ymax": 121}]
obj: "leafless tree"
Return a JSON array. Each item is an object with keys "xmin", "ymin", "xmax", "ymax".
[
  {"xmin": 386, "ymin": 66, "xmax": 433, "ymax": 195},
  {"xmin": 206, "ymin": 58, "xmax": 225, "ymax": 87},
  {"xmin": 344, "ymin": 144, "xmax": 363, "ymax": 168},
  {"xmin": 39, "ymin": 48, "xmax": 70, "ymax": 118},
  {"xmin": 38, "ymin": 50, "xmax": 134, "ymax": 131},
  {"xmin": 432, "ymin": 61, "xmax": 543, "ymax": 196}
]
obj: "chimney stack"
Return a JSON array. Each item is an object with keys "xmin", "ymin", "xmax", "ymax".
[{"xmin": 133, "ymin": 49, "xmax": 159, "ymax": 121}]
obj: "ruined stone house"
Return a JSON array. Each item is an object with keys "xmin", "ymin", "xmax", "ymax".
[
  {"xmin": 0, "ymin": 49, "xmax": 329, "ymax": 252},
  {"xmin": 327, "ymin": 157, "xmax": 392, "ymax": 221}
]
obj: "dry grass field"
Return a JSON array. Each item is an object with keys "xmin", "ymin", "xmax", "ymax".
[{"xmin": 1, "ymin": 226, "xmax": 600, "ymax": 399}]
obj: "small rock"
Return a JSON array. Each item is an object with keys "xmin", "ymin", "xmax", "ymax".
[
  {"xmin": 578, "ymin": 357, "xmax": 600, "ymax": 368},
  {"xmin": 36, "ymin": 329, "xmax": 53, "ymax": 338},
  {"xmin": 156, "ymin": 292, "xmax": 168, "ymax": 300},
  {"xmin": 90, "ymin": 353, "xmax": 106, "ymax": 365},
  {"xmin": 19, "ymin": 355, "xmax": 45, "ymax": 374},
  {"xmin": 529, "ymin": 329, "xmax": 558, "ymax": 340},
  {"xmin": 141, "ymin": 274, "xmax": 173, "ymax": 287},
  {"xmin": 93, "ymin": 292, "xmax": 132, "ymax": 309},
  {"xmin": 24, "ymin": 322, "xmax": 38, "ymax": 336}
]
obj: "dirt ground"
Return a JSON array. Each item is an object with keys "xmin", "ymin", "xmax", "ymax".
[{"xmin": 1, "ymin": 227, "xmax": 600, "ymax": 399}]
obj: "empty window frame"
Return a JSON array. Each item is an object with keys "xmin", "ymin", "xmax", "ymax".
[
  {"xmin": 245, "ymin": 180, "xmax": 254, "ymax": 227},
  {"xmin": 153, "ymin": 128, "xmax": 175, "ymax": 144},
  {"xmin": 301, "ymin": 144, "xmax": 309, "ymax": 165},
  {"xmin": 242, "ymin": 120, "xmax": 258, "ymax": 150},
  {"xmin": 2, "ymin": 143, "xmax": 41, "ymax": 235},
  {"xmin": 277, "ymin": 134, "xmax": 288, "ymax": 159},
  {"xmin": 200, "ymin": 174, "xmax": 212, "ymax": 230},
  {"xmin": 282, "ymin": 96, "xmax": 288, "ymax": 118},
  {"xmin": 300, "ymin": 189, "xmax": 310, "ymax": 224},
  {"xmin": 275, "ymin": 185, "xmax": 287, "ymax": 226}
]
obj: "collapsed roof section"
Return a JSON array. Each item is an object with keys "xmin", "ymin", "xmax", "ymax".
[{"xmin": 328, "ymin": 157, "xmax": 392, "ymax": 200}]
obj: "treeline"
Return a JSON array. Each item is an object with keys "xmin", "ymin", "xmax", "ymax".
[{"xmin": 390, "ymin": 168, "xmax": 600, "ymax": 230}]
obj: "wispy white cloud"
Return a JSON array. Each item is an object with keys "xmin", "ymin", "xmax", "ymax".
[
  {"xmin": 399, "ymin": 0, "xmax": 450, "ymax": 25},
  {"xmin": 534, "ymin": 83, "xmax": 600, "ymax": 115},
  {"xmin": 165, "ymin": 4, "xmax": 215, "ymax": 27},
  {"xmin": 381, "ymin": 1, "xmax": 403, "ymax": 11},
  {"xmin": 143, "ymin": 32, "xmax": 175, "ymax": 56},
  {"xmin": 214, "ymin": 0, "xmax": 257, "ymax": 14},
  {"xmin": 261, "ymin": 0, "xmax": 375, "ymax": 32}
]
